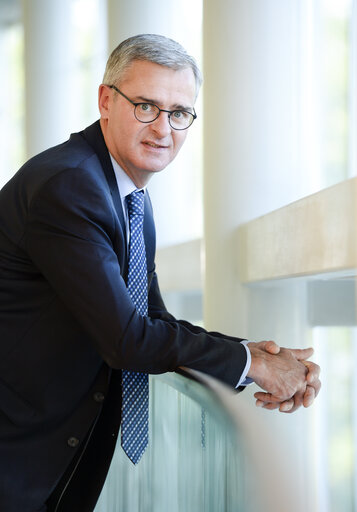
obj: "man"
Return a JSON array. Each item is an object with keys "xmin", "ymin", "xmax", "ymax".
[{"xmin": 0, "ymin": 34, "xmax": 320, "ymax": 512}]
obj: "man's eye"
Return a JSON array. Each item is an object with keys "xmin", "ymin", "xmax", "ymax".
[
  {"xmin": 173, "ymin": 111, "xmax": 184, "ymax": 119},
  {"xmin": 139, "ymin": 104, "xmax": 154, "ymax": 112}
]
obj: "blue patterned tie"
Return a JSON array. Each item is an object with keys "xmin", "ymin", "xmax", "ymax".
[{"xmin": 121, "ymin": 190, "xmax": 149, "ymax": 464}]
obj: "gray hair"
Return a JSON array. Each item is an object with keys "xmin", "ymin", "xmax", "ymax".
[{"xmin": 102, "ymin": 34, "xmax": 202, "ymax": 94}]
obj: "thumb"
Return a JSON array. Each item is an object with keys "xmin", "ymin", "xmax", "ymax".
[
  {"xmin": 261, "ymin": 340, "xmax": 280, "ymax": 355},
  {"xmin": 289, "ymin": 347, "xmax": 314, "ymax": 361}
]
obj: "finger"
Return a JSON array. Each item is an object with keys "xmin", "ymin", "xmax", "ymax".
[
  {"xmin": 289, "ymin": 347, "xmax": 314, "ymax": 360},
  {"xmin": 292, "ymin": 392, "xmax": 304, "ymax": 409},
  {"xmin": 303, "ymin": 385, "xmax": 316, "ymax": 408},
  {"xmin": 279, "ymin": 388, "xmax": 305, "ymax": 413},
  {"xmin": 251, "ymin": 340, "xmax": 281, "ymax": 355},
  {"xmin": 304, "ymin": 361, "xmax": 321, "ymax": 382},
  {"xmin": 302, "ymin": 362, "xmax": 321, "ymax": 397},
  {"xmin": 263, "ymin": 402, "xmax": 281, "ymax": 410},
  {"xmin": 280, "ymin": 402, "xmax": 302, "ymax": 414},
  {"xmin": 255, "ymin": 399, "xmax": 281, "ymax": 410},
  {"xmin": 310, "ymin": 378, "xmax": 321, "ymax": 397},
  {"xmin": 262, "ymin": 340, "xmax": 280, "ymax": 355},
  {"xmin": 279, "ymin": 399, "xmax": 294, "ymax": 412},
  {"xmin": 280, "ymin": 393, "xmax": 304, "ymax": 413},
  {"xmin": 255, "ymin": 399, "xmax": 265, "ymax": 407},
  {"xmin": 254, "ymin": 392, "xmax": 283, "ymax": 403}
]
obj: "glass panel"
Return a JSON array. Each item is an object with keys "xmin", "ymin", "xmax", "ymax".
[
  {"xmin": 95, "ymin": 373, "xmax": 249, "ymax": 512},
  {"xmin": 318, "ymin": 0, "xmax": 353, "ymax": 186},
  {"xmin": 313, "ymin": 326, "xmax": 357, "ymax": 511}
]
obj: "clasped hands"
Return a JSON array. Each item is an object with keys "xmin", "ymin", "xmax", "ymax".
[{"xmin": 247, "ymin": 340, "xmax": 321, "ymax": 414}]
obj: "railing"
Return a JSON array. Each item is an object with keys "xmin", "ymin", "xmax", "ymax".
[{"xmin": 95, "ymin": 368, "xmax": 298, "ymax": 512}]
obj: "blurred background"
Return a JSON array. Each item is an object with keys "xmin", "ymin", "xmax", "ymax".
[{"xmin": 0, "ymin": 0, "xmax": 356, "ymax": 510}]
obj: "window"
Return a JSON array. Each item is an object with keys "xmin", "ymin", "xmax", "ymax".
[
  {"xmin": 307, "ymin": 2, "xmax": 356, "ymax": 509},
  {"xmin": 314, "ymin": 327, "xmax": 357, "ymax": 511},
  {"xmin": 0, "ymin": 1, "xmax": 24, "ymax": 188},
  {"xmin": 0, "ymin": 0, "xmax": 107, "ymax": 188}
]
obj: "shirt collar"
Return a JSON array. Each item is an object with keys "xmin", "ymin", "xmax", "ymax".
[{"xmin": 109, "ymin": 154, "xmax": 146, "ymax": 199}]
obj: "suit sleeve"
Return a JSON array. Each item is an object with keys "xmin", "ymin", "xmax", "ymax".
[{"xmin": 25, "ymin": 168, "xmax": 248, "ymax": 388}]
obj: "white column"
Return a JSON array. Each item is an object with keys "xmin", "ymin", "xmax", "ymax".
[
  {"xmin": 22, "ymin": 0, "xmax": 74, "ymax": 158},
  {"xmin": 203, "ymin": 0, "xmax": 304, "ymax": 331},
  {"xmin": 203, "ymin": 2, "xmax": 313, "ymax": 511},
  {"xmin": 107, "ymin": 0, "xmax": 175, "ymax": 49}
]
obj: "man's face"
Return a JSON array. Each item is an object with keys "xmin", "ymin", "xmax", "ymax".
[{"xmin": 99, "ymin": 60, "xmax": 197, "ymax": 188}]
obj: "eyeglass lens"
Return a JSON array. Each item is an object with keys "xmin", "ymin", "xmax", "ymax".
[{"xmin": 134, "ymin": 104, "xmax": 194, "ymax": 129}]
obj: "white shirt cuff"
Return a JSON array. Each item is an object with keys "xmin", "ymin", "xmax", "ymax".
[{"xmin": 235, "ymin": 340, "xmax": 254, "ymax": 388}]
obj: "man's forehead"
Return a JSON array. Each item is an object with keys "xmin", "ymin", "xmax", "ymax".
[
  {"xmin": 122, "ymin": 58, "xmax": 191, "ymax": 74},
  {"xmin": 120, "ymin": 60, "xmax": 195, "ymax": 89},
  {"xmin": 118, "ymin": 61, "xmax": 197, "ymax": 108}
]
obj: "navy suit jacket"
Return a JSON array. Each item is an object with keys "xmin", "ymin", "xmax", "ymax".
[{"xmin": 0, "ymin": 120, "xmax": 248, "ymax": 511}]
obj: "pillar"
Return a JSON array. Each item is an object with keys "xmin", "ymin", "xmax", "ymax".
[
  {"xmin": 202, "ymin": 0, "xmax": 303, "ymax": 333},
  {"xmin": 202, "ymin": 1, "xmax": 312, "ymax": 510},
  {"xmin": 22, "ymin": 0, "xmax": 74, "ymax": 158}
]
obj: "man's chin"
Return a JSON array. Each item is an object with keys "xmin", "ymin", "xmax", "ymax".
[{"xmin": 141, "ymin": 159, "xmax": 171, "ymax": 174}]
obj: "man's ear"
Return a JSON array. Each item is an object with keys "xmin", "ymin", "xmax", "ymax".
[{"xmin": 98, "ymin": 84, "xmax": 110, "ymax": 119}]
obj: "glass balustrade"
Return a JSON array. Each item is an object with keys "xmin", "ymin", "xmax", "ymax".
[{"xmin": 95, "ymin": 370, "xmax": 258, "ymax": 512}]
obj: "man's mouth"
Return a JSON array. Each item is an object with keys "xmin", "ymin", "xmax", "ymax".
[{"xmin": 143, "ymin": 141, "xmax": 168, "ymax": 149}]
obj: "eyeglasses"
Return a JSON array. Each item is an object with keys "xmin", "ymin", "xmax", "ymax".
[{"xmin": 107, "ymin": 85, "xmax": 197, "ymax": 130}]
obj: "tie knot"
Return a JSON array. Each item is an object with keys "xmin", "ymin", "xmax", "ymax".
[{"xmin": 126, "ymin": 190, "xmax": 145, "ymax": 217}]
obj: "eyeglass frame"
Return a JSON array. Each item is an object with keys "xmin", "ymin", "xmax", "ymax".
[{"xmin": 107, "ymin": 84, "xmax": 197, "ymax": 130}]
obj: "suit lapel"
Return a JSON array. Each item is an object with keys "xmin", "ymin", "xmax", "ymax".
[{"xmin": 82, "ymin": 121, "xmax": 129, "ymax": 278}]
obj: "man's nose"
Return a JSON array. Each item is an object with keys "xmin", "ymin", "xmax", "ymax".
[{"xmin": 150, "ymin": 112, "xmax": 172, "ymax": 137}]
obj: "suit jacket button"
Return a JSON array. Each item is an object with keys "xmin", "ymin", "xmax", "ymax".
[
  {"xmin": 93, "ymin": 392, "xmax": 105, "ymax": 403},
  {"xmin": 67, "ymin": 437, "xmax": 80, "ymax": 448}
]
